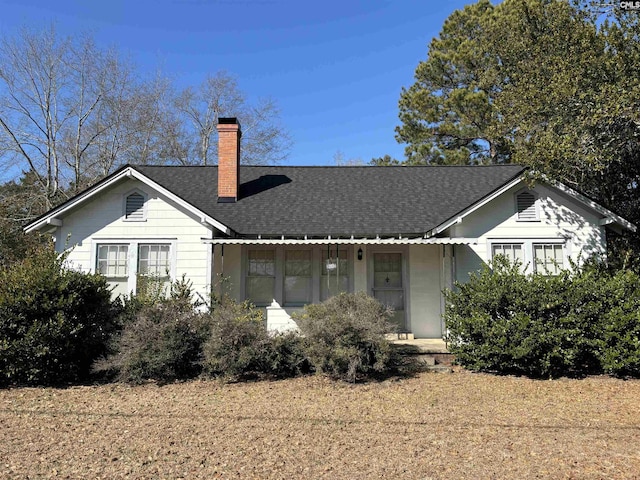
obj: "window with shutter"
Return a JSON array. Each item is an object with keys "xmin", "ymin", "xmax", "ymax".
[
  {"xmin": 516, "ymin": 191, "xmax": 538, "ymax": 221},
  {"xmin": 124, "ymin": 192, "xmax": 146, "ymax": 221}
]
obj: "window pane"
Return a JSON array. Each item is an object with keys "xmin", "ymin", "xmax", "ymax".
[
  {"xmin": 322, "ymin": 250, "xmax": 347, "ymax": 275},
  {"xmin": 284, "ymin": 250, "xmax": 311, "ymax": 305},
  {"xmin": 247, "ymin": 250, "xmax": 275, "ymax": 305},
  {"xmin": 248, "ymin": 250, "xmax": 275, "ymax": 276},
  {"xmin": 97, "ymin": 244, "xmax": 128, "ymax": 277},
  {"xmin": 321, "ymin": 249, "xmax": 349, "ymax": 300},
  {"xmin": 492, "ymin": 244, "xmax": 524, "ymax": 269},
  {"xmin": 138, "ymin": 244, "xmax": 170, "ymax": 277},
  {"xmin": 321, "ymin": 275, "xmax": 349, "ymax": 301},
  {"xmin": 534, "ymin": 244, "xmax": 563, "ymax": 275},
  {"xmin": 513, "ymin": 245, "xmax": 524, "ymax": 263},
  {"xmin": 284, "ymin": 276, "xmax": 312, "ymax": 305},
  {"xmin": 247, "ymin": 277, "xmax": 275, "ymax": 305},
  {"xmin": 285, "ymin": 250, "xmax": 311, "ymax": 275}
]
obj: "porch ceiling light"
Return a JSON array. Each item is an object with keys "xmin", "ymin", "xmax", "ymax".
[{"xmin": 357, "ymin": 248, "xmax": 363, "ymax": 261}]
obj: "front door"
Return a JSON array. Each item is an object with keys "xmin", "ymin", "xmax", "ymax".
[{"xmin": 372, "ymin": 252, "xmax": 406, "ymax": 331}]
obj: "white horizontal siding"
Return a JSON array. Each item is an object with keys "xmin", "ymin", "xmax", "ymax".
[
  {"xmin": 58, "ymin": 179, "xmax": 213, "ymax": 300},
  {"xmin": 453, "ymin": 183, "xmax": 606, "ymax": 282}
]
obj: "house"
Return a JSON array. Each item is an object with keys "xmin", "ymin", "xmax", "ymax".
[{"xmin": 25, "ymin": 118, "xmax": 636, "ymax": 339}]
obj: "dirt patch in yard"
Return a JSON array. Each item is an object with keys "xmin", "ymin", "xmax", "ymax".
[{"xmin": 2, "ymin": 369, "xmax": 639, "ymax": 479}]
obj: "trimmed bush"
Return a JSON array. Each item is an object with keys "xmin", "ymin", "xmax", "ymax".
[
  {"xmin": 599, "ymin": 269, "xmax": 640, "ymax": 377},
  {"xmin": 0, "ymin": 243, "xmax": 118, "ymax": 386},
  {"xmin": 444, "ymin": 256, "xmax": 640, "ymax": 378},
  {"xmin": 294, "ymin": 292, "xmax": 394, "ymax": 382}
]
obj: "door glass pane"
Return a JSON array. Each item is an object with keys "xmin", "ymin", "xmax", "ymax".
[
  {"xmin": 374, "ymin": 253, "xmax": 402, "ymax": 288},
  {"xmin": 374, "ymin": 289, "xmax": 404, "ymax": 310}
]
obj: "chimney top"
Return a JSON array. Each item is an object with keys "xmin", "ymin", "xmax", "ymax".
[{"xmin": 218, "ymin": 117, "xmax": 240, "ymax": 126}]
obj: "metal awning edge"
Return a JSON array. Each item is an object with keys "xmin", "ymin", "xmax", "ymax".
[{"xmin": 201, "ymin": 237, "xmax": 478, "ymax": 245}]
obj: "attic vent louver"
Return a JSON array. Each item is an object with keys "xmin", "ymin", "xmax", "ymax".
[
  {"xmin": 516, "ymin": 191, "xmax": 538, "ymax": 221},
  {"xmin": 125, "ymin": 192, "xmax": 145, "ymax": 221}
]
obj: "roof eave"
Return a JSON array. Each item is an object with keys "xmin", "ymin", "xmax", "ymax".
[
  {"xmin": 431, "ymin": 176, "xmax": 525, "ymax": 236},
  {"xmin": 548, "ymin": 179, "xmax": 637, "ymax": 233},
  {"xmin": 430, "ymin": 172, "xmax": 637, "ymax": 236},
  {"xmin": 24, "ymin": 165, "xmax": 233, "ymax": 235}
]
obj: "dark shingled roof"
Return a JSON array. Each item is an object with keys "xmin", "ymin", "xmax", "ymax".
[{"xmin": 134, "ymin": 164, "xmax": 525, "ymax": 237}]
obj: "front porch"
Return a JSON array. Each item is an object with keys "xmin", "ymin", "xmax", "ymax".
[{"xmin": 208, "ymin": 237, "xmax": 477, "ymax": 339}]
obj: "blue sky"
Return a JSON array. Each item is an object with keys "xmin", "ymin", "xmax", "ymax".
[{"xmin": 0, "ymin": 0, "xmax": 474, "ymax": 166}]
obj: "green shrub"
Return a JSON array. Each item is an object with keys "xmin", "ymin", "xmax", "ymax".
[
  {"xmin": 98, "ymin": 298, "xmax": 208, "ymax": 384},
  {"xmin": 598, "ymin": 269, "xmax": 640, "ymax": 377},
  {"xmin": 0, "ymin": 243, "xmax": 118, "ymax": 386},
  {"xmin": 445, "ymin": 257, "xmax": 580, "ymax": 377},
  {"xmin": 444, "ymin": 256, "xmax": 640, "ymax": 378},
  {"xmin": 294, "ymin": 292, "xmax": 394, "ymax": 382}
]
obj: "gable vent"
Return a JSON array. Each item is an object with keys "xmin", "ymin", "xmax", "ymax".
[
  {"xmin": 125, "ymin": 193, "xmax": 145, "ymax": 221},
  {"xmin": 516, "ymin": 191, "xmax": 538, "ymax": 221}
]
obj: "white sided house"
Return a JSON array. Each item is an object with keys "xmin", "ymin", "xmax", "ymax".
[{"xmin": 25, "ymin": 118, "xmax": 636, "ymax": 339}]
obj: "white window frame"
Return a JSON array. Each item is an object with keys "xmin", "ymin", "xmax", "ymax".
[
  {"xmin": 96, "ymin": 244, "xmax": 129, "ymax": 278},
  {"xmin": 488, "ymin": 238, "xmax": 568, "ymax": 275},
  {"xmin": 138, "ymin": 243, "xmax": 172, "ymax": 278},
  {"xmin": 514, "ymin": 189, "xmax": 540, "ymax": 222},
  {"xmin": 122, "ymin": 188, "xmax": 148, "ymax": 222},
  {"xmin": 91, "ymin": 238, "xmax": 176, "ymax": 294}
]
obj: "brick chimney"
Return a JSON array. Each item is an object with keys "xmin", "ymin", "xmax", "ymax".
[{"xmin": 217, "ymin": 117, "xmax": 241, "ymax": 203}]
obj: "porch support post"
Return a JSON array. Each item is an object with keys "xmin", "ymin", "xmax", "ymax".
[
  {"xmin": 440, "ymin": 245, "xmax": 455, "ymax": 336},
  {"xmin": 212, "ymin": 243, "xmax": 224, "ymax": 300}
]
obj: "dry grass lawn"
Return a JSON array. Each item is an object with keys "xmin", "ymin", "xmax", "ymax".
[{"xmin": 2, "ymin": 369, "xmax": 640, "ymax": 479}]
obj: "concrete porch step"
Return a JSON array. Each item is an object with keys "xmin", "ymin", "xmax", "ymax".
[
  {"xmin": 386, "ymin": 333, "xmax": 415, "ymax": 340},
  {"xmin": 389, "ymin": 338, "xmax": 454, "ymax": 369},
  {"xmin": 390, "ymin": 338, "xmax": 449, "ymax": 354}
]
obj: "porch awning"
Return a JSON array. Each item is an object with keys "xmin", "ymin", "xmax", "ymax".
[{"xmin": 201, "ymin": 237, "xmax": 478, "ymax": 245}]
